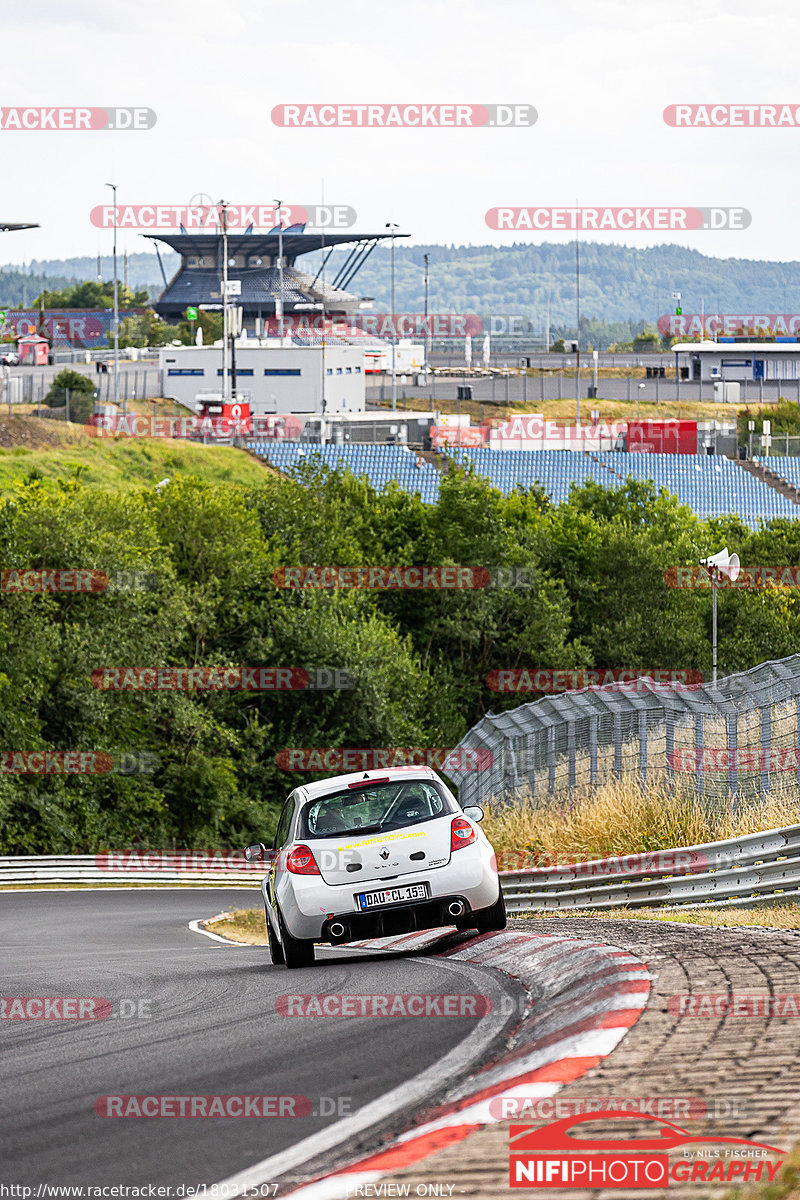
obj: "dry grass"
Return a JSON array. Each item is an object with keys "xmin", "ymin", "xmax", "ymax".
[
  {"xmin": 482, "ymin": 777, "xmax": 800, "ymax": 869},
  {"xmin": 209, "ymin": 901, "xmax": 800, "ymax": 939},
  {"xmin": 520, "ymin": 906, "xmax": 800, "ymax": 929},
  {"xmin": 379, "ymin": 393, "xmax": 774, "ymax": 426},
  {"xmin": 723, "ymin": 1142, "xmax": 800, "ymax": 1199},
  {"xmin": 204, "ymin": 907, "xmax": 267, "ymax": 944}
]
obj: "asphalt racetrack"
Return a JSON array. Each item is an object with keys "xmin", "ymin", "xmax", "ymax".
[{"xmin": 0, "ymin": 889, "xmax": 522, "ymax": 1189}]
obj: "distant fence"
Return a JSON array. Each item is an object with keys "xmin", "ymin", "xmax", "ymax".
[
  {"xmin": 2, "ymin": 370, "xmax": 162, "ymax": 407},
  {"xmin": 367, "ymin": 373, "xmax": 800, "ymax": 410},
  {"xmin": 447, "ymin": 654, "xmax": 800, "ymax": 811}
]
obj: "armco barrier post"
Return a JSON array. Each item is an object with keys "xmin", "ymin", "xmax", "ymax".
[
  {"xmin": 589, "ymin": 715, "xmax": 598, "ymax": 784},
  {"xmin": 547, "ymin": 725, "xmax": 556, "ymax": 794},
  {"xmin": 695, "ymin": 712, "xmax": 704, "ymax": 800},
  {"xmin": 568, "ymin": 721, "xmax": 576, "ymax": 791},
  {"xmin": 638, "ymin": 710, "xmax": 648, "ymax": 785},
  {"xmin": 727, "ymin": 714, "xmax": 738, "ymax": 805}
]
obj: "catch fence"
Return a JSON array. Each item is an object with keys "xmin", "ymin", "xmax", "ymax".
[{"xmin": 449, "ymin": 654, "xmax": 800, "ymax": 812}]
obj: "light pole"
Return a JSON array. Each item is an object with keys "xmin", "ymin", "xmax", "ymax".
[
  {"xmin": 274, "ymin": 198, "xmax": 285, "ymax": 342},
  {"xmin": 219, "ymin": 200, "xmax": 229, "ymax": 402},
  {"xmin": 638, "ymin": 381, "xmax": 645, "ymax": 419},
  {"xmin": 386, "ymin": 223, "xmax": 399, "ymax": 410},
  {"xmin": 700, "ymin": 548, "xmax": 740, "ymax": 685},
  {"xmin": 105, "ymin": 183, "xmax": 121, "ymax": 414},
  {"xmin": 575, "ymin": 217, "xmax": 580, "ymax": 429},
  {"xmin": 423, "ymin": 252, "xmax": 430, "ymax": 380}
]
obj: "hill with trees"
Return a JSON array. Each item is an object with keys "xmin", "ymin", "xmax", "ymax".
[{"xmin": 3, "ymin": 241, "xmax": 800, "ymax": 348}]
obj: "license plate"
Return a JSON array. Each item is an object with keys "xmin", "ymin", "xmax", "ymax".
[{"xmin": 356, "ymin": 883, "xmax": 429, "ymax": 910}]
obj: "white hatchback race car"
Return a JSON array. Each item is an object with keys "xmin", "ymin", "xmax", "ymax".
[{"xmin": 245, "ymin": 766, "xmax": 506, "ymax": 968}]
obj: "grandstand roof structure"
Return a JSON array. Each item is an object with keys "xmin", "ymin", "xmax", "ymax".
[{"xmin": 146, "ymin": 228, "xmax": 409, "ymax": 327}]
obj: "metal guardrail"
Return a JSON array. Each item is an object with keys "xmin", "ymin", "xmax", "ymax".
[
  {"xmin": 0, "ymin": 855, "xmax": 262, "ymax": 888},
  {"xmin": 4, "ymin": 827, "xmax": 800, "ymax": 911},
  {"xmin": 499, "ymin": 822, "xmax": 800, "ymax": 912}
]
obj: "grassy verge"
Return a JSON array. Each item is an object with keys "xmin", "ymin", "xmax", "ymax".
[
  {"xmin": 514, "ymin": 906, "xmax": 800, "ymax": 929},
  {"xmin": 379, "ymin": 393, "xmax": 773, "ymax": 426},
  {"xmin": 202, "ymin": 907, "xmax": 267, "ymax": 944},
  {"xmin": 0, "ymin": 418, "xmax": 272, "ymax": 489},
  {"xmin": 204, "ymin": 902, "xmax": 800, "ymax": 943}
]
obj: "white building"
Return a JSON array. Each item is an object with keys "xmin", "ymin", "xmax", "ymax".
[
  {"xmin": 159, "ymin": 343, "xmax": 366, "ymax": 416},
  {"xmin": 673, "ymin": 340, "xmax": 800, "ymax": 382}
]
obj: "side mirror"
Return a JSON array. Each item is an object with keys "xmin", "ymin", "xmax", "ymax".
[
  {"xmin": 244, "ymin": 842, "xmax": 268, "ymax": 861},
  {"xmin": 463, "ymin": 805, "xmax": 484, "ymax": 823}
]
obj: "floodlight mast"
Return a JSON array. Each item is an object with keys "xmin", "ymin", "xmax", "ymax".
[
  {"xmin": 219, "ymin": 200, "xmax": 230, "ymax": 403},
  {"xmin": 274, "ymin": 198, "xmax": 285, "ymax": 342},
  {"xmin": 105, "ymin": 183, "xmax": 121, "ymax": 415}
]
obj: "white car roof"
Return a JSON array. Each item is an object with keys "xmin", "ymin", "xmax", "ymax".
[{"xmin": 296, "ymin": 765, "xmax": 441, "ymax": 802}]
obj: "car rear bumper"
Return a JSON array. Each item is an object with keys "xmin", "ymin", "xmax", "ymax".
[
  {"xmin": 322, "ymin": 893, "xmax": 477, "ymax": 944},
  {"xmin": 273, "ymin": 868, "xmax": 500, "ymax": 941}
]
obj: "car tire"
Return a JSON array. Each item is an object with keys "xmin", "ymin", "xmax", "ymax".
[
  {"xmin": 473, "ymin": 888, "xmax": 507, "ymax": 934},
  {"xmin": 265, "ymin": 905, "xmax": 285, "ymax": 965},
  {"xmin": 278, "ymin": 908, "xmax": 315, "ymax": 969}
]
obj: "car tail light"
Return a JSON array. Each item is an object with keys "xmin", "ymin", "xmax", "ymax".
[
  {"xmin": 286, "ymin": 844, "xmax": 321, "ymax": 875},
  {"xmin": 450, "ymin": 817, "xmax": 476, "ymax": 851}
]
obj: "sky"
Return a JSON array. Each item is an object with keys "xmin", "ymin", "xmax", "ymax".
[{"xmin": 2, "ymin": 0, "xmax": 800, "ymax": 267}]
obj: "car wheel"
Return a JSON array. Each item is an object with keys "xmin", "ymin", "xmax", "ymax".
[
  {"xmin": 278, "ymin": 908, "xmax": 315, "ymax": 969},
  {"xmin": 265, "ymin": 905, "xmax": 284, "ymax": 965},
  {"xmin": 473, "ymin": 888, "xmax": 507, "ymax": 934}
]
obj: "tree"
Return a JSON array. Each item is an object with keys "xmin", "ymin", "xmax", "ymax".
[
  {"xmin": 633, "ymin": 326, "xmax": 660, "ymax": 351},
  {"xmin": 33, "ymin": 281, "xmax": 149, "ymax": 310},
  {"xmin": 43, "ymin": 369, "xmax": 96, "ymax": 422},
  {"xmin": 118, "ymin": 311, "xmax": 173, "ymax": 348}
]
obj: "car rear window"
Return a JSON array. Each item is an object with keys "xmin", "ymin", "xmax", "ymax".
[{"xmin": 301, "ymin": 780, "xmax": 456, "ymax": 839}]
